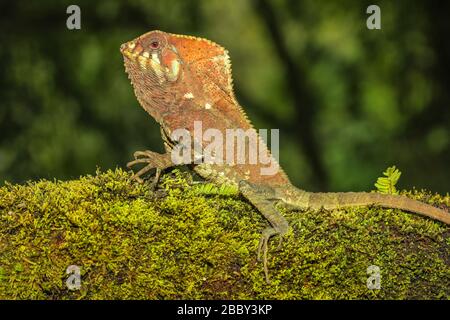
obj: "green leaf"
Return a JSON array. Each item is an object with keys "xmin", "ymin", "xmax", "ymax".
[
  {"xmin": 374, "ymin": 165, "xmax": 402, "ymax": 194},
  {"xmin": 193, "ymin": 182, "xmax": 238, "ymax": 196}
]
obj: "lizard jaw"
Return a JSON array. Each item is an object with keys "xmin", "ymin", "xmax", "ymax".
[
  {"xmin": 120, "ymin": 39, "xmax": 180, "ymax": 83},
  {"xmin": 121, "ymin": 40, "xmax": 166, "ymax": 82}
]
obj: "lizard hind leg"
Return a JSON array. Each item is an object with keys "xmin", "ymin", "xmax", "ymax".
[{"xmin": 238, "ymin": 181, "xmax": 289, "ymax": 283}]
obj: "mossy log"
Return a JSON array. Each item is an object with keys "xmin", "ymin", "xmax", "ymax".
[{"xmin": 0, "ymin": 169, "xmax": 448, "ymax": 299}]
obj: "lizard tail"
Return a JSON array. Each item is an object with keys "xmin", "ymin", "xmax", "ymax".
[{"xmin": 307, "ymin": 192, "xmax": 450, "ymax": 225}]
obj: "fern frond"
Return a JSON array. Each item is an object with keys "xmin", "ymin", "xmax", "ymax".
[
  {"xmin": 192, "ymin": 182, "xmax": 238, "ymax": 196},
  {"xmin": 374, "ymin": 165, "xmax": 401, "ymax": 194}
]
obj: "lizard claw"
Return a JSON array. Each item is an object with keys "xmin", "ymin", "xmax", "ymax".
[
  {"xmin": 257, "ymin": 227, "xmax": 280, "ymax": 284},
  {"xmin": 148, "ymin": 168, "xmax": 162, "ymax": 190},
  {"xmin": 127, "ymin": 150, "xmax": 172, "ymax": 188},
  {"xmin": 276, "ymin": 235, "xmax": 283, "ymax": 251},
  {"xmin": 128, "ymin": 164, "xmax": 161, "ymax": 189},
  {"xmin": 129, "ymin": 163, "xmax": 153, "ymax": 184},
  {"xmin": 133, "ymin": 150, "xmax": 154, "ymax": 159}
]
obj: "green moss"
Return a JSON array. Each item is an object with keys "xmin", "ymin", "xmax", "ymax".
[{"xmin": 0, "ymin": 168, "xmax": 448, "ymax": 299}]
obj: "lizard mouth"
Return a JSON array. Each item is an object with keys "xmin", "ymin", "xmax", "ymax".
[
  {"xmin": 121, "ymin": 40, "xmax": 169, "ymax": 85},
  {"xmin": 120, "ymin": 39, "xmax": 181, "ymax": 83},
  {"xmin": 120, "ymin": 41, "xmax": 144, "ymax": 60},
  {"xmin": 121, "ymin": 40, "xmax": 162, "ymax": 71}
]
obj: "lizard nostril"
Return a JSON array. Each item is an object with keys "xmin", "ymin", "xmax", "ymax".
[{"xmin": 120, "ymin": 42, "xmax": 136, "ymax": 54}]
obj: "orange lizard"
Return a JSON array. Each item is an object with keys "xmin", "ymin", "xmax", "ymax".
[{"xmin": 120, "ymin": 30, "xmax": 450, "ymax": 283}]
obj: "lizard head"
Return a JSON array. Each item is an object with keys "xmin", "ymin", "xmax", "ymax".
[
  {"xmin": 121, "ymin": 30, "xmax": 235, "ymax": 121},
  {"xmin": 121, "ymin": 30, "xmax": 182, "ymax": 84}
]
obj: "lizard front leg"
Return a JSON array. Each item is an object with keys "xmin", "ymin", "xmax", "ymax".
[
  {"xmin": 127, "ymin": 127, "xmax": 176, "ymax": 186},
  {"xmin": 127, "ymin": 150, "xmax": 174, "ymax": 186},
  {"xmin": 239, "ymin": 181, "xmax": 289, "ymax": 283}
]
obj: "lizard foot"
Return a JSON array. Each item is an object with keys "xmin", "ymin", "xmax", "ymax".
[
  {"xmin": 257, "ymin": 227, "xmax": 280, "ymax": 284},
  {"xmin": 127, "ymin": 150, "xmax": 172, "ymax": 188},
  {"xmin": 238, "ymin": 180, "xmax": 288, "ymax": 284}
]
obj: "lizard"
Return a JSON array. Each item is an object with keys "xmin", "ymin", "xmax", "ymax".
[{"xmin": 120, "ymin": 30, "xmax": 450, "ymax": 283}]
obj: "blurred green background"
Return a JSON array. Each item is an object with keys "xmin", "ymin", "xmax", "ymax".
[{"xmin": 0, "ymin": 0, "xmax": 448, "ymax": 192}]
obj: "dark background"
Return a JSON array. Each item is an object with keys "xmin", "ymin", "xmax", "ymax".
[{"xmin": 0, "ymin": 0, "xmax": 448, "ymax": 192}]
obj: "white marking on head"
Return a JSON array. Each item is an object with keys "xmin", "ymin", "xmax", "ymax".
[
  {"xmin": 184, "ymin": 92, "xmax": 194, "ymax": 99},
  {"xmin": 205, "ymin": 103, "xmax": 212, "ymax": 109},
  {"xmin": 170, "ymin": 60, "xmax": 180, "ymax": 79},
  {"xmin": 142, "ymin": 51, "xmax": 150, "ymax": 58},
  {"xmin": 151, "ymin": 53, "xmax": 161, "ymax": 65},
  {"xmin": 149, "ymin": 59, "xmax": 165, "ymax": 83}
]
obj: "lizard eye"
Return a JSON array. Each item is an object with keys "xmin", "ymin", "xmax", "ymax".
[{"xmin": 149, "ymin": 40, "xmax": 160, "ymax": 50}]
